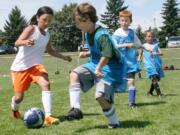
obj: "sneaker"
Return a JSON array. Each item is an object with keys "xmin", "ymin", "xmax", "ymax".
[
  {"xmin": 11, "ymin": 110, "xmax": 22, "ymax": 119},
  {"xmin": 129, "ymin": 103, "xmax": 137, "ymax": 108},
  {"xmin": 108, "ymin": 122, "xmax": 120, "ymax": 129},
  {"xmin": 44, "ymin": 116, "xmax": 60, "ymax": 126},
  {"xmin": 66, "ymin": 108, "xmax": 83, "ymax": 121}
]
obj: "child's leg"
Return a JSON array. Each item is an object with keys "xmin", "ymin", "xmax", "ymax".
[
  {"xmin": 152, "ymin": 76, "xmax": 162, "ymax": 96},
  {"xmin": 96, "ymin": 81, "xmax": 119, "ymax": 127},
  {"xmin": 147, "ymin": 81, "xmax": 154, "ymax": 96},
  {"xmin": 11, "ymin": 92, "xmax": 24, "ymax": 111},
  {"xmin": 69, "ymin": 72, "xmax": 81, "ymax": 109},
  {"xmin": 37, "ymin": 75, "xmax": 59, "ymax": 125},
  {"xmin": 127, "ymin": 73, "xmax": 136, "ymax": 107},
  {"xmin": 67, "ymin": 67, "xmax": 93, "ymax": 120},
  {"xmin": 128, "ymin": 83, "xmax": 136, "ymax": 107},
  {"xmin": 11, "ymin": 92, "xmax": 24, "ymax": 119}
]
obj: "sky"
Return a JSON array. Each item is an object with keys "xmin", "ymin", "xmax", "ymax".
[{"xmin": 0, "ymin": 0, "xmax": 179, "ymax": 31}]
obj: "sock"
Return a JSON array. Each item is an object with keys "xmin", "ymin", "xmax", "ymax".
[
  {"xmin": 42, "ymin": 90, "xmax": 52, "ymax": 117},
  {"xmin": 149, "ymin": 83, "xmax": 154, "ymax": 93},
  {"xmin": 11, "ymin": 96, "xmax": 20, "ymax": 111},
  {"xmin": 69, "ymin": 83, "xmax": 81, "ymax": 109},
  {"xmin": 153, "ymin": 83, "xmax": 162, "ymax": 95},
  {"xmin": 103, "ymin": 105, "xmax": 119, "ymax": 125},
  {"xmin": 128, "ymin": 86, "xmax": 136, "ymax": 104}
]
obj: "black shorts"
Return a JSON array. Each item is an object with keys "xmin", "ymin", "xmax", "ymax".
[{"xmin": 150, "ymin": 75, "xmax": 160, "ymax": 81}]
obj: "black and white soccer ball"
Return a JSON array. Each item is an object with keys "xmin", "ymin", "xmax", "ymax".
[{"xmin": 23, "ymin": 107, "xmax": 45, "ymax": 128}]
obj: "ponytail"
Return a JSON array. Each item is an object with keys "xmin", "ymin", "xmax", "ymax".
[{"xmin": 30, "ymin": 15, "xmax": 37, "ymax": 25}]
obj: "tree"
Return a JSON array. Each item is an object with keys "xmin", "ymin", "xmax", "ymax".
[
  {"xmin": 100, "ymin": 0, "xmax": 128, "ymax": 31},
  {"xmin": 49, "ymin": 3, "xmax": 82, "ymax": 52},
  {"xmin": 3, "ymin": 6, "xmax": 27, "ymax": 46},
  {"xmin": 158, "ymin": 0, "xmax": 180, "ymax": 47},
  {"xmin": 136, "ymin": 25, "xmax": 144, "ymax": 43}
]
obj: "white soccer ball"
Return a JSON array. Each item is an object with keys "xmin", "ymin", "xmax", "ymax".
[{"xmin": 23, "ymin": 107, "xmax": 45, "ymax": 128}]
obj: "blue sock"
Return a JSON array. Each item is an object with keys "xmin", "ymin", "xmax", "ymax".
[{"xmin": 128, "ymin": 87, "xmax": 136, "ymax": 104}]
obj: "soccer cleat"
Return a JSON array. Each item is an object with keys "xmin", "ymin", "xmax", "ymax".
[
  {"xmin": 44, "ymin": 116, "xmax": 60, "ymax": 126},
  {"xmin": 12, "ymin": 110, "xmax": 22, "ymax": 119},
  {"xmin": 108, "ymin": 122, "xmax": 120, "ymax": 129},
  {"xmin": 66, "ymin": 108, "xmax": 83, "ymax": 121}
]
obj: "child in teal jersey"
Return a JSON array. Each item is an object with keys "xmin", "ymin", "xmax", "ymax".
[
  {"xmin": 65, "ymin": 3, "xmax": 126, "ymax": 128},
  {"xmin": 113, "ymin": 10, "xmax": 142, "ymax": 108}
]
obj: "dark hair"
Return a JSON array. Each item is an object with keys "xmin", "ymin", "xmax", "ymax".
[
  {"xmin": 73, "ymin": 3, "xmax": 98, "ymax": 23},
  {"xmin": 30, "ymin": 6, "xmax": 54, "ymax": 25}
]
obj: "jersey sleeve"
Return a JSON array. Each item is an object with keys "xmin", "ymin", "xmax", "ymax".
[{"xmin": 97, "ymin": 34, "xmax": 120, "ymax": 60}]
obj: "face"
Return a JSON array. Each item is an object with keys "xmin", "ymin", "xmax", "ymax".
[
  {"xmin": 74, "ymin": 14, "xmax": 94, "ymax": 33},
  {"xmin": 145, "ymin": 32, "xmax": 154, "ymax": 44},
  {"xmin": 37, "ymin": 14, "xmax": 53, "ymax": 30},
  {"xmin": 119, "ymin": 17, "xmax": 131, "ymax": 30}
]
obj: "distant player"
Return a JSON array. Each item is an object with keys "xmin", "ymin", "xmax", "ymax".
[
  {"xmin": 10, "ymin": 6, "xmax": 72, "ymax": 125},
  {"xmin": 66, "ymin": 3, "xmax": 126, "ymax": 128},
  {"xmin": 113, "ymin": 10, "xmax": 141, "ymax": 108},
  {"xmin": 140, "ymin": 30, "xmax": 164, "ymax": 96}
]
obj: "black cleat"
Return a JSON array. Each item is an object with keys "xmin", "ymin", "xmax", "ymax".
[{"xmin": 66, "ymin": 108, "xmax": 83, "ymax": 121}]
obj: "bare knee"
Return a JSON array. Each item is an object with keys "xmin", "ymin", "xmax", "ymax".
[
  {"xmin": 70, "ymin": 71, "xmax": 79, "ymax": 84},
  {"xmin": 14, "ymin": 94, "xmax": 24, "ymax": 103}
]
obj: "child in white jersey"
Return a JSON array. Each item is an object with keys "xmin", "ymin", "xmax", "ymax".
[
  {"xmin": 113, "ymin": 10, "xmax": 141, "ymax": 108},
  {"xmin": 10, "ymin": 6, "xmax": 72, "ymax": 126}
]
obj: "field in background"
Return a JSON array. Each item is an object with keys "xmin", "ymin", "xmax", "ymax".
[{"xmin": 0, "ymin": 48, "xmax": 180, "ymax": 135}]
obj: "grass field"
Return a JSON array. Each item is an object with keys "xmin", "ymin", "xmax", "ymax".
[{"xmin": 0, "ymin": 48, "xmax": 180, "ymax": 135}]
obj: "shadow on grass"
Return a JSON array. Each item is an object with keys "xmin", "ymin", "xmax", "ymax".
[
  {"xmin": 136, "ymin": 101, "xmax": 166, "ymax": 107},
  {"xmin": 58, "ymin": 113, "xmax": 101, "ymax": 122},
  {"xmin": 164, "ymin": 93, "xmax": 178, "ymax": 96},
  {"xmin": 75, "ymin": 120, "xmax": 151, "ymax": 133}
]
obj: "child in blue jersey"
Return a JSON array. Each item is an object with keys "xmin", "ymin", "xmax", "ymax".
[
  {"xmin": 113, "ymin": 10, "xmax": 141, "ymax": 108},
  {"xmin": 65, "ymin": 3, "xmax": 126, "ymax": 128},
  {"xmin": 141, "ymin": 30, "xmax": 164, "ymax": 96}
]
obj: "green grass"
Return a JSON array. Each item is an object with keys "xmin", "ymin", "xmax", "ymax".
[{"xmin": 0, "ymin": 48, "xmax": 180, "ymax": 135}]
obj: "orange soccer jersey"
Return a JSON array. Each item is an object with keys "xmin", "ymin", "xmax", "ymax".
[{"xmin": 11, "ymin": 64, "xmax": 48, "ymax": 92}]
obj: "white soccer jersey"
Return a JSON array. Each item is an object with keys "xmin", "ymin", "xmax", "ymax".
[{"xmin": 11, "ymin": 26, "xmax": 50, "ymax": 71}]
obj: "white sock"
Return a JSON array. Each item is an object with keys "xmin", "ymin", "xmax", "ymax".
[
  {"xmin": 11, "ymin": 96, "xmax": 20, "ymax": 111},
  {"xmin": 103, "ymin": 105, "xmax": 119, "ymax": 125},
  {"xmin": 69, "ymin": 83, "xmax": 81, "ymax": 109},
  {"xmin": 42, "ymin": 91, "xmax": 52, "ymax": 117}
]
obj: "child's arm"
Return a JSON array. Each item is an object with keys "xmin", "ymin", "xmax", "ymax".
[
  {"xmin": 95, "ymin": 57, "xmax": 109, "ymax": 78},
  {"xmin": 138, "ymin": 48, "xmax": 143, "ymax": 62},
  {"xmin": 152, "ymin": 48, "xmax": 163, "ymax": 56},
  {"xmin": 46, "ymin": 38, "xmax": 72, "ymax": 62},
  {"xmin": 15, "ymin": 25, "xmax": 35, "ymax": 47},
  {"xmin": 79, "ymin": 51, "xmax": 91, "ymax": 58}
]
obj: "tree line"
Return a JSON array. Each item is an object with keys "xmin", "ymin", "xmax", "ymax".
[{"xmin": 0, "ymin": 0, "xmax": 179, "ymax": 51}]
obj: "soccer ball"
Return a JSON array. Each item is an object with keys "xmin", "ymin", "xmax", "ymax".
[{"xmin": 23, "ymin": 107, "xmax": 45, "ymax": 128}]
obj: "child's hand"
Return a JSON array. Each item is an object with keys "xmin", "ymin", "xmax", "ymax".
[
  {"xmin": 95, "ymin": 68, "xmax": 104, "ymax": 78},
  {"xmin": 79, "ymin": 52, "xmax": 88, "ymax": 58},
  {"xmin": 25, "ymin": 39, "xmax": 35, "ymax": 47},
  {"xmin": 125, "ymin": 43, "xmax": 134, "ymax": 48},
  {"xmin": 64, "ymin": 56, "xmax": 72, "ymax": 62},
  {"xmin": 151, "ymin": 52, "xmax": 157, "ymax": 56}
]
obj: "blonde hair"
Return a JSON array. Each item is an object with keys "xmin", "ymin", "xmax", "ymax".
[
  {"xmin": 144, "ymin": 30, "xmax": 155, "ymax": 38},
  {"xmin": 119, "ymin": 10, "xmax": 132, "ymax": 22}
]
